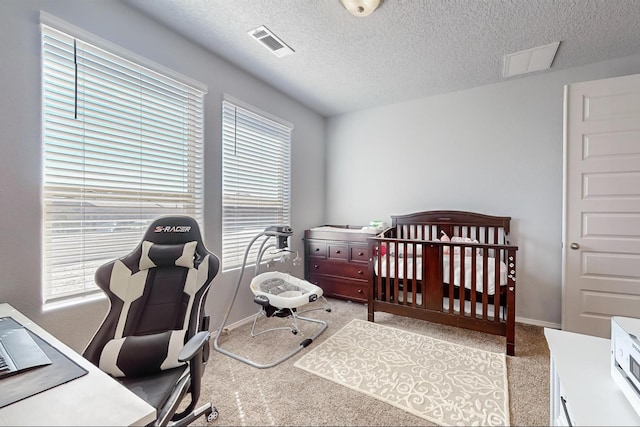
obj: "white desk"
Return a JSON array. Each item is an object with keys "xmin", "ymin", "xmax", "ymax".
[
  {"xmin": 0, "ymin": 303, "xmax": 156, "ymax": 426},
  {"xmin": 545, "ymin": 328, "xmax": 640, "ymax": 426}
]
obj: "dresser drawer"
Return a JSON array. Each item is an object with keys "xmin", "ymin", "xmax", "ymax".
[
  {"xmin": 350, "ymin": 245, "xmax": 368, "ymax": 263},
  {"xmin": 307, "ymin": 258, "xmax": 368, "ymax": 280},
  {"xmin": 328, "ymin": 244, "xmax": 348, "ymax": 260},
  {"xmin": 308, "ymin": 275, "xmax": 368, "ymax": 302},
  {"xmin": 307, "ymin": 242, "xmax": 327, "ymax": 258}
]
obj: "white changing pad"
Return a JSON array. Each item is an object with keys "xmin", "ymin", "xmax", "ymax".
[
  {"xmin": 374, "ymin": 254, "xmax": 507, "ymax": 295},
  {"xmin": 310, "ymin": 226, "xmax": 381, "ymax": 234},
  {"xmin": 250, "ymin": 271, "xmax": 323, "ymax": 309}
]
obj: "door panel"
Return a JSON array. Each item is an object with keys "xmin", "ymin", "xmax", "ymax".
[
  {"xmin": 584, "ymin": 131, "xmax": 640, "ymax": 158},
  {"xmin": 582, "ymin": 251, "xmax": 640, "ymax": 278},
  {"xmin": 583, "ymin": 213, "xmax": 640, "ymax": 239},
  {"xmin": 563, "ymin": 73, "xmax": 640, "ymax": 337}
]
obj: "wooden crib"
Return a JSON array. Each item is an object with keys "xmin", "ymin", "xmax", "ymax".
[{"xmin": 367, "ymin": 210, "xmax": 518, "ymax": 355}]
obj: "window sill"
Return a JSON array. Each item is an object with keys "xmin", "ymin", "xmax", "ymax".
[{"xmin": 43, "ymin": 292, "xmax": 106, "ymax": 313}]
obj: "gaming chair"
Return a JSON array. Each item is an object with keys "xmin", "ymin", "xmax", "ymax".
[{"xmin": 83, "ymin": 216, "xmax": 219, "ymax": 425}]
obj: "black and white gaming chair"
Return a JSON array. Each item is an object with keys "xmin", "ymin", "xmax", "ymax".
[{"xmin": 83, "ymin": 216, "xmax": 220, "ymax": 426}]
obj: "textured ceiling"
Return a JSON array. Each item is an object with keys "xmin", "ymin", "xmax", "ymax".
[{"xmin": 122, "ymin": 0, "xmax": 640, "ymax": 117}]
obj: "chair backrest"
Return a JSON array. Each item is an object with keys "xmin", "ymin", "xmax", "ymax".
[{"xmin": 83, "ymin": 216, "xmax": 219, "ymax": 378}]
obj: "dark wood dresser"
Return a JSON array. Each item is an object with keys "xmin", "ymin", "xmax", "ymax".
[{"xmin": 303, "ymin": 226, "xmax": 377, "ymax": 303}]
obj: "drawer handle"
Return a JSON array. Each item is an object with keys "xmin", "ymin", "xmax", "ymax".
[
  {"xmin": 335, "ymin": 250, "xmax": 341, "ymax": 254},
  {"xmin": 314, "ymin": 264, "xmax": 319, "ymax": 269},
  {"xmin": 358, "ymin": 252, "xmax": 364, "ymax": 256},
  {"xmin": 314, "ymin": 248, "xmax": 320, "ymax": 252},
  {"xmin": 357, "ymin": 289, "xmax": 363, "ymax": 293},
  {"xmin": 358, "ymin": 270, "xmax": 363, "ymax": 275}
]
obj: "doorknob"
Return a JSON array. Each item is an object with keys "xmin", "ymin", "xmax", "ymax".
[{"xmin": 570, "ymin": 242, "xmax": 580, "ymax": 250}]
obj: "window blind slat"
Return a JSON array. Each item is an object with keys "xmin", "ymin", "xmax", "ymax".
[{"xmin": 41, "ymin": 23, "xmax": 206, "ymax": 304}]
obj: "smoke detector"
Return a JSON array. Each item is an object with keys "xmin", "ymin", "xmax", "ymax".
[{"xmin": 248, "ymin": 26, "xmax": 294, "ymax": 58}]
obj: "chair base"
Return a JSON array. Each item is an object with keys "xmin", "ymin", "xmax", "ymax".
[{"xmin": 166, "ymin": 403, "xmax": 218, "ymax": 426}]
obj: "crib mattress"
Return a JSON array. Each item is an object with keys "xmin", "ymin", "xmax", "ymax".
[{"xmin": 374, "ymin": 254, "xmax": 506, "ymax": 295}]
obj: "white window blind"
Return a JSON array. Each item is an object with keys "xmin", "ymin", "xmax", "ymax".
[
  {"xmin": 222, "ymin": 99, "xmax": 292, "ymax": 271},
  {"xmin": 41, "ymin": 22, "xmax": 206, "ymax": 305}
]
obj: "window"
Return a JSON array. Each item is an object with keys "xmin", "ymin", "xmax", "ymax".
[
  {"xmin": 41, "ymin": 16, "xmax": 207, "ymax": 305},
  {"xmin": 221, "ymin": 97, "xmax": 292, "ymax": 271}
]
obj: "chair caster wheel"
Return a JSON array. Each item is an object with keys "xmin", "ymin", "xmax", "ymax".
[{"xmin": 206, "ymin": 407, "xmax": 219, "ymax": 422}]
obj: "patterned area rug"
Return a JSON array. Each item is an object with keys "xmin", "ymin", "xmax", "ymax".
[{"xmin": 294, "ymin": 319, "xmax": 509, "ymax": 426}]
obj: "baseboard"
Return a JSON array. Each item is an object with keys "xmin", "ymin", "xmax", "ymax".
[
  {"xmin": 516, "ymin": 315, "xmax": 560, "ymax": 329},
  {"xmin": 220, "ymin": 314, "xmax": 255, "ymax": 332}
]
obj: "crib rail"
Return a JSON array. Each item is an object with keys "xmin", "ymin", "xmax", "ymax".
[{"xmin": 367, "ymin": 236, "xmax": 518, "ymax": 354}]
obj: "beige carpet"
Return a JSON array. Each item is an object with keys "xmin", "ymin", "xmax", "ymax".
[
  {"xmin": 294, "ymin": 319, "xmax": 509, "ymax": 426},
  {"xmin": 195, "ymin": 298, "xmax": 550, "ymax": 426}
]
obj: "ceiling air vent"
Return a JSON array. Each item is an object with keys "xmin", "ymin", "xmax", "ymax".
[
  {"xmin": 503, "ymin": 41, "xmax": 560, "ymax": 78},
  {"xmin": 248, "ymin": 26, "xmax": 294, "ymax": 58}
]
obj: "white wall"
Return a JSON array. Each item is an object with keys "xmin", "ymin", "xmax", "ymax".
[
  {"xmin": 325, "ymin": 54, "xmax": 640, "ymax": 326},
  {"xmin": 0, "ymin": 0, "xmax": 325, "ymax": 351}
]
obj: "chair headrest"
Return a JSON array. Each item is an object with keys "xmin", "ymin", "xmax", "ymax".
[
  {"xmin": 142, "ymin": 216, "xmax": 205, "ymax": 246},
  {"xmin": 139, "ymin": 241, "xmax": 197, "ymax": 270},
  {"xmin": 117, "ymin": 216, "xmax": 218, "ymax": 273}
]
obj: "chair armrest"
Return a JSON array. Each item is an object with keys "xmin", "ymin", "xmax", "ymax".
[{"xmin": 178, "ymin": 330, "xmax": 210, "ymax": 363}]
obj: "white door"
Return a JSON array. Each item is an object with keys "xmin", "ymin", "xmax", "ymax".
[{"xmin": 563, "ymin": 73, "xmax": 640, "ymax": 337}]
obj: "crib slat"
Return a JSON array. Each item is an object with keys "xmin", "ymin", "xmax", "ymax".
[
  {"xmin": 482, "ymin": 249, "xmax": 489, "ymax": 320},
  {"xmin": 494, "ymin": 249, "xmax": 501, "ymax": 320},
  {"xmin": 456, "ymin": 247, "xmax": 463, "ymax": 316},
  {"xmin": 470, "ymin": 247, "xmax": 477, "ymax": 318},
  {"xmin": 387, "ymin": 242, "xmax": 400, "ymax": 303},
  {"xmin": 402, "ymin": 241, "xmax": 408, "ymax": 305},
  {"xmin": 413, "ymin": 244, "xmax": 420, "ymax": 308},
  {"xmin": 382, "ymin": 242, "xmax": 389, "ymax": 303},
  {"xmin": 377, "ymin": 243, "xmax": 384, "ymax": 303},
  {"xmin": 448, "ymin": 244, "xmax": 455, "ymax": 314}
]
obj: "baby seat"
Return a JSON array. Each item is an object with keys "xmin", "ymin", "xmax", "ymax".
[
  {"xmin": 250, "ymin": 271, "xmax": 325, "ymax": 336},
  {"xmin": 214, "ymin": 226, "xmax": 330, "ymax": 369}
]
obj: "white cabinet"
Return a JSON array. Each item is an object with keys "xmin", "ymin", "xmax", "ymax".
[{"xmin": 545, "ymin": 328, "xmax": 640, "ymax": 426}]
